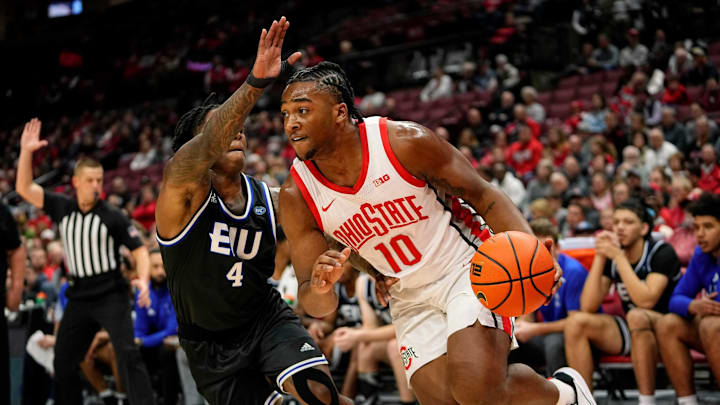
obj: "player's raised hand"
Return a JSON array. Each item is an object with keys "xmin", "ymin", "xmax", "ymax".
[
  {"xmin": 311, "ymin": 247, "xmax": 351, "ymax": 295},
  {"xmin": 252, "ymin": 16, "xmax": 302, "ymax": 80},
  {"xmin": 20, "ymin": 118, "xmax": 47, "ymax": 153}
]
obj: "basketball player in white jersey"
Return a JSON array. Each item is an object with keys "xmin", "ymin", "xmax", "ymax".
[{"xmin": 279, "ymin": 62, "xmax": 596, "ymax": 405}]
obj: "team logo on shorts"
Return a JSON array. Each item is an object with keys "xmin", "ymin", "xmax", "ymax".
[
  {"xmin": 254, "ymin": 206, "xmax": 267, "ymax": 215},
  {"xmin": 400, "ymin": 346, "xmax": 418, "ymax": 370}
]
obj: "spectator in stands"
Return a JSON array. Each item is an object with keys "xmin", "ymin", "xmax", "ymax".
[
  {"xmin": 529, "ymin": 198, "xmax": 555, "ymax": 222},
  {"xmin": 495, "ymin": 53, "xmax": 520, "ymax": 89},
  {"xmin": 506, "ymin": 124, "xmax": 543, "ymax": 180},
  {"xmin": 660, "ymin": 175, "xmax": 693, "ymax": 230},
  {"xmin": 564, "ymin": 100, "xmax": 584, "ymax": 132},
  {"xmin": 656, "ymin": 193, "xmax": 720, "ymax": 405},
  {"xmin": 110, "ymin": 176, "xmax": 132, "ymax": 209},
  {"xmin": 333, "ymin": 274, "xmax": 415, "ymax": 405},
  {"xmin": 634, "ymin": 91, "xmax": 662, "ymax": 127},
  {"xmin": 131, "ymin": 185, "xmax": 157, "ymax": 232},
  {"xmin": 527, "ymin": 159, "xmax": 554, "ymax": 203},
  {"xmin": 687, "ymin": 47, "xmax": 719, "ymax": 86},
  {"xmin": 619, "ymin": 28, "xmax": 649, "ymax": 68},
  {"xmin": 669, "ymin": 152, "xmax": 688, "ymax": 177},
  {"xmin": 474, "ymin": 60, "xmax": 498, "ymax": 92},
  {"xmin": 550, "ymin": 171, "xmax": 570, "ymax": 201},
  {"xmin": 521, "ymin": 86, "xmax": 546, "ymax": 123},
  {"xmin": 567, "ymin": 42, "xmax": 599, "ymax": 76},
  {"xmin": 560, "ymin": 202, "xmax": 588, "ymax": 238},
  {"xmin": 649, "ymin": 29, "xmax": 672, "ymax": 70},
  {"xmin": 547, "ymin": 127, "xmax": 570, "ymax": 168},
  {"xmin": 134, "ymin": 249, "xmax": 179, "ymax": 405},
  {"xmin": 599, "ymin": 207, "xmax": 614, "ymax": 232},
  {"xmin": 604, "ymin": 111, "xmax": 629, "ymax": 153},
  {"xmin": 579, "ymin": 94, "xmax": 608, "ymax": 134},
  {"xmin": 590, "ymin": 172, "xmax": 613, "ymax": 212},
  {"xmin": 661, "ymin": 107, "xmax": 689, "ymax": 152},
  {"xmin": 612, "ymin": 181, "xmax": 632, "ymax": 206},
  {"xmin": 687, "ymin": 116, "xmax": 718, "ymax": 157},
  {"xmin": 591, "ymin": 33, "xmax": 619, "ymax": 70},
  {"xmin": 419, "ymin": 67, "xmax": 453, "ymax": 102},
  {"xmin": 457, "ymin": 128, "xmax": 483, "ymax": 160},
  {"xmin": 130, "ymin": 137, "xmax": 158, "ymax": 171},
  {"xmin": 491, "ymin": 162, "xmax": 527, "ymax": 207},
  {"xmin": 565, "ymin": 200, "xmax": 682, "ymax": 399},
  {"xmin": 571, "ymin": 0, "xmax": 601, "ymax": 39},
  {"xmin": 488, "ymin": 91, "xmax": 516, "ymax": 127},
  {"xmin": 645, "ymin": 128, "xmax": 679, "ymax": 173},
  {"xmin": 700, "ymin": 77, "xmax": 720, "ymax": 112},
  {"xmin": 29, "ymin": 246, "xmax": 53, "ymax": 280},
  {"xmin": 302, "ymin": 45, "xmax": 324, "ymax": 67},
  {"xmin": 46, "ymin": 240, "xmax": 65, "ymax": 286},
  {"xmin": 507, "ymin": 104, "xmax": 541, "ymax": 140},
  {"xmin": 456, "ymin": 61, "xmax": 478, "ymax": 93},
  {"xmin": 563, "ymin": 155, "xmax": 588, "ymax": 195},
  {"xmin": 662, "ymin": 76, "xmax": 690, "ymax": 106},
  {"xmin": 698, "ymin": 144, "xmax": 720, "ymax": 193},
  {"xmin": 510, "ymin": 219, "xmax": 589, "ymax": 376},
  {"xmin": 464, "ymin": 107, "xmax": 490, "ymax": 146},
  {"xmin": 358, "ymin": 85, "xmax": 386, "ymax": 114},
  {"xmin": 23, "ymin": 263, "xmax": 57, "ymax": 305},
  {"xmin": 668, "ymin": 48, "xmax": 694, "ymax": 77}
]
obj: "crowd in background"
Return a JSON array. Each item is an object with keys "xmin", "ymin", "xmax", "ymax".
[{"xmin": 3, "ymin": 0, "xmax": 720, "ymax": 404}]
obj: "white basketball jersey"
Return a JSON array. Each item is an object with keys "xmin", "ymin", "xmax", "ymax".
[{"xmin": 290, "ymin": 116, "xmax": 478, "ymax": 288}]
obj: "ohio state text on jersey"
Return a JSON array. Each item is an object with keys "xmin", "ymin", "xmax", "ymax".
[{"xmin": 291, "ymin": 116, "xmax": 478, "ymax": 284}]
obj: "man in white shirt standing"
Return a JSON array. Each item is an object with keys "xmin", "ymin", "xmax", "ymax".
[{"xmin": 620, "ymin": 28, "xmax": 649, "ymax": 68}]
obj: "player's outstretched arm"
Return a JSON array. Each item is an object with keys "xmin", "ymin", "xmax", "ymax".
[
  {"xmin": 279, "ymin": 176, "xmax": 347, "ymax": 318},
  {"xmin": 157, "ymin": 17, "xmax": 301, "ymax": 238}
]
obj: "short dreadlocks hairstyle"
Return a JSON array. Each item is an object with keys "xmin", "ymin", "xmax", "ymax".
[
  {"xmin": 286, "ymin": 61, "xmax": 363, "ymax": 122},
  {"xmin": 172, "ymin": 94, "xmax": 219, "ymax": 153}
]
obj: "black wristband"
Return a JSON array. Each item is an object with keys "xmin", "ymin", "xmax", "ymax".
[
  {"xmin": 247, "ymin": 60, "xmax": 292, "ymax": 88},
  {"xmin": 247, "ymin": 72, "xmax": 274, "ymax": 88}
]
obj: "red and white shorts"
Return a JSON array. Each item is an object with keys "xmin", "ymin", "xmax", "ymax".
[{"xmin": 389, "ymin": 260, "xmax": 517, "ymax": 384}]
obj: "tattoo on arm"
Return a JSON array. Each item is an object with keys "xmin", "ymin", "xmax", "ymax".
[
  {"xmin": 481, "ymin": 201, "xmax": 495, "ymax": 217},
  {"xmin": 201, "ymin": 82, "xmax": 265, "ymax": 158},
  {"xmin": 165, "ymin": 82, "xmax": 264, "ymax": 185}
]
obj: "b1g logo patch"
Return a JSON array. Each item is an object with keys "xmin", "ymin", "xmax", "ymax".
[{"xmin": 400, "ymin": 346, "xmax": 418, "ymax": 370}]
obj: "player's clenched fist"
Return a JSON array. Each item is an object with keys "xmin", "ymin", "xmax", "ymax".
[{"xmin": 311, "ymin": 247, "xmax": 351, "ymax": 294}]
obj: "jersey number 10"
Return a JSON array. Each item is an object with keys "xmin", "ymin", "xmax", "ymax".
[{"xmin": 373, "ymin": 234, "xmax": 422, "ymax": 273}]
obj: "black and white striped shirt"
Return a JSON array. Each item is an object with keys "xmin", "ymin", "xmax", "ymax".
[{"xmin": 44, "ymin": 191, "xmax": 143, "ymax": 299}]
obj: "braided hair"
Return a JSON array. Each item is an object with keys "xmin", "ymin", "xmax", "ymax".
[
  {"xmin": 286, "ymin": 61, "xmax": 363, "ymax": 122},
  {"xmin": 172, "ymin": 94, "xmax": 220, "ymax": 153}
]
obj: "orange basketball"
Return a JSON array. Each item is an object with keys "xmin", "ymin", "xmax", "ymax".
[{"xmin": 469, "ymin": 231, "xmax": 555, "ymax": 317}]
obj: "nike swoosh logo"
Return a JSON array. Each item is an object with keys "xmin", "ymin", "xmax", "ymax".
[{"xmin": 322, "ymin": 199, "xmax": 336, "ymax": 212}]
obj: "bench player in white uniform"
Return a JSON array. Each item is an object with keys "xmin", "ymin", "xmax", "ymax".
[{"xmin": 279, "ymin": 62, "xmax": 596, "ymax": 405}]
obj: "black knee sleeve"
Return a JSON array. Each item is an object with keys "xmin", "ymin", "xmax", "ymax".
[{"xmin": 291, "ymin": 367, "xmax": 339, "ymax": 405}]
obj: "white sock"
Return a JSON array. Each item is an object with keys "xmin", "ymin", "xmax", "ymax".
[
  {"xmin": 677, "ymin": 395, "xmax": 698, "ymax": 405},
  {"xmin": 99, "ymin": 389, "xmax": 113, "ymax": 398},
  {"xmin": 638, "ymin": 394, "xmax": 656, "ymax": 405},
  {"xmin": 548, "ymin": 377, "xmax": 576, "ymax": 405}
]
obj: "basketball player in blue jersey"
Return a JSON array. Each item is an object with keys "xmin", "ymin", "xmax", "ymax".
[
  {"xmin": 279, "ymin": 62, "xmax": 596, "ymax": 405},
  {"xmin": 155, "ymin": 18, "xmax": 352, "ymax": 405}
]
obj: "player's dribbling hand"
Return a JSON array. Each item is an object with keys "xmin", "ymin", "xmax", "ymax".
[
  {"xmin": 20, "ymin": 118, "xmax": 47, "ymax": 153},
  {"xmin": 252, "ymin": 16, "xmax": 302, "ymax": 80},
  {"xmin": 542, "ymin": 239, "xmax": 563, "ymax": 304},
  {"xmin": 311, "ymin": 247, "xmax": 351, "ymax": 295}
]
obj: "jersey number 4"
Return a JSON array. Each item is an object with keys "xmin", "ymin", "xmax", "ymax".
[
  {"xmin": 226, "ymin": 262, "xmax": 244, "ymax": 287},
  {"xmin": 374, "ymin": 234, "xmax": 422, "ymax": 273}
]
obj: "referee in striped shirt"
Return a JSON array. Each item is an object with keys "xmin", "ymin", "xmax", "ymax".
[{"xmin": 16, "ymin": 118, "xmax": 155, "ymax": 405}]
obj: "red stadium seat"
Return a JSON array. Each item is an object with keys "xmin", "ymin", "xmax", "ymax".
[
  {"xmin": 455, "ymin": 92, "xmax": 475, "ymax": 106},
  {"xmin": 581, "ymin": 71, "xmax": 605, "ymax": 85},
  {"xmin": 548, "ymin": 103, "xmax": 571, "ymax": 119},
  {"xmin": 709, "ymin": 41, "xmax": 720, "ymax": 56},
  {"xmin": 558, "ymin": 75, "xmax": 581, "ymax": 89},
  {"xmin": 552, "ymin": 88, "xmax": 576, "ymax": 103},
  {"xmin": 602, "ymin": 81, "xmax": 617, "ymax": 97},
  {"xmin": 537, "ymin": 91, "xmax": 553, "ymax": 106},
  {"xmin": 677, "ymin": 105, "xmax": 692, "ymax": 122},
  {"xmin": 605, "ymin": 69, "xmax": 623, "ymax": 83},
  {"xmin": 577, "ymin": 84, "xmax": 601, "ymax": 100},
  {"xmin": 687, "ymin": 86, "xmax": 703, "ymax": 102}
]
